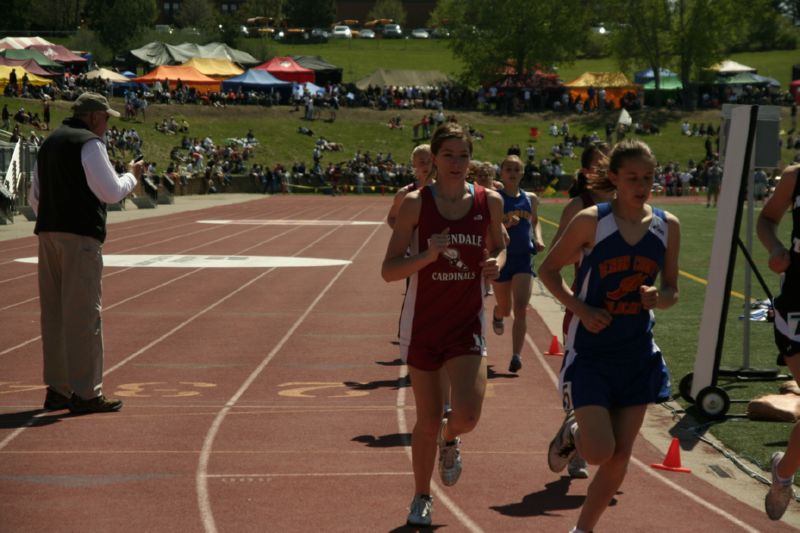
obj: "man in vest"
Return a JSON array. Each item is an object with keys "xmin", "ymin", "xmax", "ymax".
[{"xmin": 29, "ymin": 92, "xmax": 143, "ymax": 414}]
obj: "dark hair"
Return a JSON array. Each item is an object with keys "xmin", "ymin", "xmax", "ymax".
[
  {"xmin": 430, "ymin": 123, "xmax": 473, "ymax": 157},
  {"xmin": 589, "ymin": 139, "xmax": 656, "ymax": 192},
  {"xmin": 569, "ymin": 143, "xmax": 611, "ymax": 198}
]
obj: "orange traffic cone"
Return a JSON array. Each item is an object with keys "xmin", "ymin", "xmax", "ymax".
[
  {"xmin": 651, "ymin": 437, "xmax": 691, "ymax": 473},
  {"xmin": 545, "ymin": 335, "xmax": 563, "ymax": 356}
]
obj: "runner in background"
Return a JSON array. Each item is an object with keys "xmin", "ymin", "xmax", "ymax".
[
  {"xmin": 382, "ymin": 123, "xmax": 506, "ymax": 527},
  {"xmin": 490, "ymin": 155, "xmax": 544, "ymax": 373},
  {"xmin": 757, "ymin": 163, "xmax": 800, "ymax": 521},
  {"xmin": 550, "ymin": 142, "xmax": 612, "ymax": 478},
  {"xmin": 538, "ymin": 139, "xmax": 680, "ymax": 533}
]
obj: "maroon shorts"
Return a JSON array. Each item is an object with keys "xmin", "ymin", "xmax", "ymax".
[{"xmin": 403, "ymin": 339, "xmax": 486, "ymax": 371}]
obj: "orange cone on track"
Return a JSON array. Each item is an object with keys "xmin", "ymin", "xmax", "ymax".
[
  {"xmin": 545, "ymin": 335, "xmax": 563, "ymax": 356},
  {"xmin": 651, "ymin": 437, "xmax": 691, "ymax": 473}
]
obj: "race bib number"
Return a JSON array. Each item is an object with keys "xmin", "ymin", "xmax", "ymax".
[{"xmin": 788, "ymin": 312, "xmax": 800, "ymax": 337}]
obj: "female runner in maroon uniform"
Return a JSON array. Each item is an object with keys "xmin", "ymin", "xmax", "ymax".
[{"xmin": 382, "ymin": 123, "xmax": 506, "ymax": 527}]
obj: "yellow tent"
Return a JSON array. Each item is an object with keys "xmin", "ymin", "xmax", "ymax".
[
  {"xmin": 182, "ymin": 57, "xmax": 244, "ymax": 80},
  {"xmin": 564, "ymin": 72, "xmax": 639, "ymax": 110},
  {"xmin": 0, "ymin": 65, "xmax": 52, "ymax": 91}
]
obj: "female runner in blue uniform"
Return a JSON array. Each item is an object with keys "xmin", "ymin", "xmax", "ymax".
[
  {"xmin": 757, "ymin": 163, "xmax": 800, "ymax": 520},
  {"xmin": 538, "ymin": 139, "xmax": 681, "ymax": 533},
  {"xmin": 491, "ymin": 155, "xmax": 545, "ymax": 372}
]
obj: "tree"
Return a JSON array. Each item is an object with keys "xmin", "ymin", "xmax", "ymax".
[
  {"xmin": 607, "ymin": 0, "xmax": 739, "ymax": 108},
  {"xmin": 239, "ymin": 0, "xmax": 284, "ymax": 21},
  {"xmin": 0, "ymin": 1, "xmax": 32, "ymax": 31},
  {"xmin": 367, "ymin": 0, "xmax": 407, "ymax": 26},
  {"xmin": 29, "ymin": 0, "xmax": 86, "ymax": 31},
  {"xmin": 431, "ymin": 0, "xmax": 589, "ymax": 86},
  {"xmin": 175, "ymin": 0, "xmax": 215, "ymax": 32},
  {"xmin": 283, "ymin": 0, "xmax": 335, "ymax": 29},
  {"xmin": 85, "ymin": 0, "xmax": 157, "ymax": 54}
]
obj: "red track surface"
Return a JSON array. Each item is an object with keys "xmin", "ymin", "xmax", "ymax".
[{"xmin": 0, "ymin": 196, "xmax": 792, "ymax": 532}]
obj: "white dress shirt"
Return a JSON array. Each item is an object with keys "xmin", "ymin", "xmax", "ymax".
[{"xmin": 30, "ymin": 139, "xmax": 137, "ymax": 214}]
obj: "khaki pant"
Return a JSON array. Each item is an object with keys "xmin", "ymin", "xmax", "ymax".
[{"xmin": 37, "ymin": 232, "xmax": 104, "ymax": 399}]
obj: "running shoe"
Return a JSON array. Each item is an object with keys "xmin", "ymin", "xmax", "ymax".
[
  {"xmin": 407, "ymin": 494, "xmax": 433, "ymax": 527},
  {"xmin": 547, "ymin": 412, "xmax": 577, "ymax": 473},
  {"xmin": 508, "ymin": 353, "xmax": 522, "ymax": 373},
  {"xmin": 567, "ymin": 454, "xmax": 589, "ymax": 479},
  {"xmin": 766, "ymin": 451, "xmax": 795, "ymax": 520},
  {"xmin": 437, "ymin": 418, "xmax": 462, "ymax": 486},
  {"xmin": 492, "ymin": 312, "xmax": 504, "ymax": 336}
]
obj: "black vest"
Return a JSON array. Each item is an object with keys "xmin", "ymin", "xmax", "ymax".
[{"xmin": 34, "ymin": 117, "xmax": 107, "ymax": 242}]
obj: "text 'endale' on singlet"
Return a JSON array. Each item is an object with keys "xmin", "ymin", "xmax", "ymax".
[
  {"xmin": 400, "ymin": 184, "xmax": 491, "ymax": 351},
  {"xmin": 566, "ymin": 202, "xmax": 668, "ymax": 359}
]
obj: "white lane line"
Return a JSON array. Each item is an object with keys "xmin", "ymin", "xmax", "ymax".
[
  {"xmin": 525, "ymin": 331, "xmax": 758, "ymax": 533},
  {"xmin": 198, "ymin": 219, "xmax": 382, "ymax": 226},
  {"xmin": 396, "ymin": 369, "xmax": 485, "ymax": 533},
  {"xmin": 204, "ymin": 472, "xmax": 412, "ymax": 478},
  {"xmin": 195, "ymin": 212, "xmax": 379, "ymax": 533}
]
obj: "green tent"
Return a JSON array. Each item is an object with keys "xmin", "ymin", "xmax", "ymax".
[
  {"xmin": 643, "ymin": 77, "xmax": 683, "ymax": 90},
  {"xmin": 0, "ymin": 48, "xmax": 61, "ymax": 69}
]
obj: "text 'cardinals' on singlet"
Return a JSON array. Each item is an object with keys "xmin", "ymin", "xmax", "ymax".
[
  {"xmin": 566, "ymin": 202, "xmax": 668, "ymax": 359},
  {"xmin": 400, "ymin": 184, "xmax": 490, "ymax": 352},
  {"xmin": 499, "ymin": 188, "xmax": 533, "ymax": 254}
]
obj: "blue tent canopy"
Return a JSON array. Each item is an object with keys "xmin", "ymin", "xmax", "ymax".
[
  {"xmin": 221, "ymin": 69, "xmax": 291, "ymax": 93},
  {"xmin": 634, "ymin": 67, "xmax": 678, "ymax": 84},
  {"xmin": 293, "ymin": 81, "xmax": 325, "ymax": 96}
]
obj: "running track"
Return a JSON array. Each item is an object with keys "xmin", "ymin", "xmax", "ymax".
[{"xmin": 0, "ymin": 195, "xmax": 793, "ymax": 532}]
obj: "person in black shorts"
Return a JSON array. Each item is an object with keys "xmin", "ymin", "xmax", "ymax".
[{"xmin": 757, "ymin": 163, "xmax": 800, "ymax": 520}]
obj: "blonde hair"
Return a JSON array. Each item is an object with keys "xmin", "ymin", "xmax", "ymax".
[
  {"xmin": 500, "ymin": 154, "xmax": 523, "ymax": 171},
  {"xmin": 588, "ymin": 139, "xmax": 656, "ymax": 192},
  {"xmin": 411, "ymin": 144, "xmax": 431, "ymax": 162}
]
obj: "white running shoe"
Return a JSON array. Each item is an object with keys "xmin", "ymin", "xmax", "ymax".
[
  {"xmin": 437, "ymin": 418, "xmax": 462, "ymax": 486},
  {"xmin": 766, "ymin": 451, "xmax": 795, "ymax": 520},
  {"xmin": 567, "ymin": 454, "xmax": 589, "ymax": 479},
  {"xmin": 547, "ymin": 412, "xmax": 577, "ymax": 473},
  {"xmin": 407, "ymin": 494, "xmax": 433, "ymax": 526}
]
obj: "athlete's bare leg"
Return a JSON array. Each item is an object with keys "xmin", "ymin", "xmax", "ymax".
[
  {"xmin": 407, "ymin": 366, "xmax": 444, "ymax": 496},
  {"xmin": 573, "ymin": 404, "xmax": 647, "ymax": 532},
  {"xmin": 510, "ymin": 273, "xmax": 533, "ymax": 356},
  {"xmin": 442, "ymin": 355, "xmax": 487, "ymax": 440},
  {"xmin": 776, "ymin": 353, "xmax": 800, "ymax": 480}
]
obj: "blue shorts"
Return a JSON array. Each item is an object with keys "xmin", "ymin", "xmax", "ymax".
[
  {"xmin": 495, "ymin": 252, "xmax": 534, "ymax": 283},
  {"xmin": 558, "ymin": 348, "xmax": 671, "ymax": 411}
]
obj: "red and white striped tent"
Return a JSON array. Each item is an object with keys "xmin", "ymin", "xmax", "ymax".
[{"xmin": 0, "ymin": 36, "xmax": 54, "ymax": 50}]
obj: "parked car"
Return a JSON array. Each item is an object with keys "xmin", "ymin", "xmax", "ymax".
[
  {"xmin": 382, "ymin": 23, "xmax": 403, "ymax": 38},
  {"xmin": 431, "ymin": 27, "xmax": 451, "ymax": 39},
  {"xmin": 331, "ymin": 25, "xmax": 352, "ymax": 39},
  {"xmin": 311, "ymin": 28, "xmax": 330, "ymax": 39},
  {"xmin": 359, "ymin": 28, "xmax": 375, "ymax": 39},
  {"xmin": 411, "ymin": 28, "xmax": 429, "ymax": 39}
]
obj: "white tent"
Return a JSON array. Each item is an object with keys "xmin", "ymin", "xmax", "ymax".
[
  {"xmin": 710, "ymin": 60, "xmax": 757, "ymax": 74},
  {"xmin": 0, "ymin": 36, "xmax": 54, "ymax": 50},
  {"xmin": 84, "ymin": 68, "xmax": 130, "ymax": 83}
]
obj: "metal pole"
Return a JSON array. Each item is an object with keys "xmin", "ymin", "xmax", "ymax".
[{"xmin": 743, "ymin": 154, "xmax": 754, "ymax": 369}]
